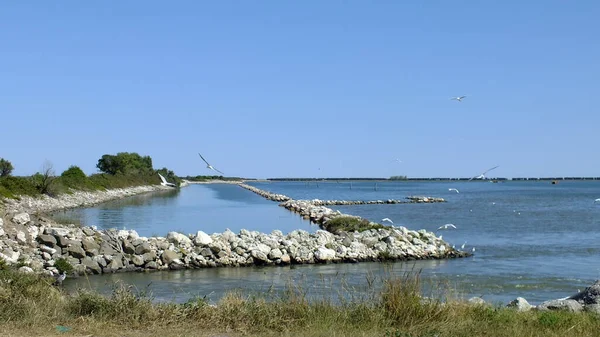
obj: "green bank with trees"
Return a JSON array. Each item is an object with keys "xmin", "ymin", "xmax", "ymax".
[{"xmin": 0, "ymin": 152, "xmax": 181, "ymax": 199}]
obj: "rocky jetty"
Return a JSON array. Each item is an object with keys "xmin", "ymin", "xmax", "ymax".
[
  {"xmin": 238, "ymin": 183, "xmax": 291, "ymax": 202},
  {"xmin": 238, "ymin": 183, "xmax": 445, "ymax": 205},
  {"xmin": 0, "ymin": 182, "xmax": 468, "ymax": 277},
  {"xmin": 0, "ymin": 211, "xmax": 469, "ymax": 277},
  {"xmin": 306, "ymin": 196, "xmax": 445, "ymax": 206}
]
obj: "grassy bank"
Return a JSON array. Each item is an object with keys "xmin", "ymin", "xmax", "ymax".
[
  {"xmin": 0, "ymin": 152, "xmax": 181, "ymax": 199},
  {"xmin": 323, "ymin": 216, "xmax": 392, "ymax": 234},
  {"xmin": 0, "ymin": 269, "xmax": 596, "ymax": 337}
]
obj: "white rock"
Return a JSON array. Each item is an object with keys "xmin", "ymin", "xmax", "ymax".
[
  {"xmin": 27, "ymin": 226, "xmax": 39, "ymax": 240},
  {"xmin": 507, "ymin": 297, "xmax": 533, "ymax": 312},
  {"xmin": 12, "ymin": 213, "xmax": 31, "ymax": 225},
  {"xmin": 167, "ymin": 232, "xmax": 192, "ymax": 246},
  {"xmin": 194, "ymin": 231, "xmax": 213, "ymax": 246},
  {"xmin": 314, "ymin": 247, "xmax": 336, "ymax": 261},
  {"xmin": 16, "ymin": 231, "xmax": 27, "ymax": 244},
  {"xmin": 47, "ymin": 227, "xmax": 70, "ymax": 237},
  {"xmin": 0, "ymin": 251, "xmax": 20, "ymax": 264},
  {"xmin": 18, "ymin": 266, "xmax": 34, "ymax": 274},
  {"xmin": 40, "ymin": 245, "xmax": 57, "ymax": 255}
]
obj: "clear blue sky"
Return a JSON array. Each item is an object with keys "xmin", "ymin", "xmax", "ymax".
[{"xmin": 1, "ymin": 1, "xmax": 599, "ymax": 179}]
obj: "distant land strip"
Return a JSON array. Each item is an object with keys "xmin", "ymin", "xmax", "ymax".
[{"xmin": 265, "ymin": 177, "xmax": 600, "ymax": 181}]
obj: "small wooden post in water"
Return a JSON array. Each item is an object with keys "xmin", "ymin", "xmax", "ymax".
[
  {"xmin": 374, "ymin": 182, "xmax": 378, "ymax": 191},
  {"xmin": 350, "ymin": 182, "xmax": 352, "ymax": 190}
]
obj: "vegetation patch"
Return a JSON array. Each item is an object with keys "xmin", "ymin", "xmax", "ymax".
[
  {"xmin": 322, "ymin": 216, "xmax": 392, "ymax": 234},
  {"xmin": 0, "ymin": 152, "xmax": 181, "ymax": 199}
]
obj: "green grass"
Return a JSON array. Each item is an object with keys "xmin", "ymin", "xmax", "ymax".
[
  {"xmin": 0, "ymin": 268, "xmax": 597, "ymax": 337},
  {"xmin": 322, "ymin": 216, "xmax": 392, "ymax": 234}
]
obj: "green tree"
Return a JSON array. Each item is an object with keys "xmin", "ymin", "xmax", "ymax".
[
  {"xmin": 0, "ymin": 158, "xmax": 13, "ymax": 177},
  {"xmin": 96, "ymin": 152, "xmax": 154, "ymax": 175}
]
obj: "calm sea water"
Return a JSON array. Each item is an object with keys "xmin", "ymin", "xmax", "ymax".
[
  {"xmin": 63, "ymin": 181, "xmax": 600, "ymax": 305},
  {"xmin": 54, "ymin": 183, "xmax": 315, "ymax": 237}
]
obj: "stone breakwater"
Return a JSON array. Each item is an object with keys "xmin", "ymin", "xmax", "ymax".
[
  {"xmin": 237, "ymin": 183, "xmax": 446, "ymax": 226},
  {"xmin": 1, "ymin": 185, "xmax": 172, "ymax": 214},
  {"xmin": 0, "ymin": 211, "xmax": 467, "ymax": 277},
  {"xmin": 237, "ymin": 183, "xmax": 446, "ymax": 205},
  {"xmin": 0, "ymin": 182, "xmax": 468, "ymax": 277}
]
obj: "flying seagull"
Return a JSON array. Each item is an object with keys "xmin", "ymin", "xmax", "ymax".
[
  {"xmin": 198, "ymin": 153, "xmax": 224, "ymax": 175},
  {"xmin": 448, "ymin": 188, "xmax": 460, "ymax": 193},
  {"xmin": 595, "ymin": 198, "xmax": 600, "ymax": 203},
  {"xmin": 469, "ymin": 165, "xmax": 499, "ymax": 181},
  {"xmin": 437, "ymin": 224, "xmax": 457, "ymax": 230},
  {"xmin": 158, "ymin": 173, "xmax": 177, "ymax": 187},
  {"xmin": 381, "ymin": 218, "xmax": 394, "ymax": 224},
  {"xmin": 451, "ymin": 95, "xmax": 467, "ymax": 102}
]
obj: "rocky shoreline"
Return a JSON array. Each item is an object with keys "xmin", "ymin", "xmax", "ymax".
[{"xmin": 0, "ymin": 182, "xmax": 470, "ymax": 278}]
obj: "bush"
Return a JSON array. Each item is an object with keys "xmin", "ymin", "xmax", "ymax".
[
  {"xmin": 322, "ymin": 216, "xmax": 391, "ymax": 234},
  {"xmin": 96, "ymin": 152, "xmax": 153, "ymax": 176},
  {"xmin": 0, "ymin": 158, "xmax": 13, "ymax": 177},
  {"xmin": 54, "ymin": 258, "xmax": 73, "ymax": 274},
  {"xmin": 0, "ymin": 176, "xmax": 39, "ymax": 198}
]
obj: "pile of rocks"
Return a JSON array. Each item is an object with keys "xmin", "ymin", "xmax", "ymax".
[
  {"xmin": 0, "ymin": 210, "xmax": 470, "ymax": 277},
  {"xmin": 306, "ymin": 197, "xmax": 446, "ymax": 206}
]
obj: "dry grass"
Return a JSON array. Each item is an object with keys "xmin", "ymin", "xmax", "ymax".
[{"xmin": 0, "ymin": 269, "xmax": 598, "ymax": 337}]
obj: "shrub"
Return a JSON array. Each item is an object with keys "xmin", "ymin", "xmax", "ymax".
[
  {"xmin": 322, "ymin": 216, "xmax": 390, "ymax": 234},
  {"xmin": 54, "ymin": 258, "xmax": 73, "ymax": 274},
  {"xmin": 0, "ymin": 158, "xmax": 13, "ymax": 177}
]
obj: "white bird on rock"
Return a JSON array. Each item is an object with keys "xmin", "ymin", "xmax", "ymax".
[
  {"xmin": 437, "ymin": 224, "xmax": 457, "ymax": 230},
  {"xmin": 198, "ymin": 153, "xmax": 224, "ymax": 175}
]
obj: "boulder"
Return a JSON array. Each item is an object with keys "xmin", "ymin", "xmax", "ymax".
[
  {"xmin": 537, "ymin": 299, "xmax": 583, "ymax": 312},
  {"xmin": 167, "ymin": 232, "xmax": 192, "ymax": 246},
  {"xmin": 507, "ymin": 297, "xmax": 533, "ymax": 312},
  {"xmin": 161, "ymin": 250, "xmax": 180, "ymax": 264},
  {"xmin": 12, "ymin": 213, "xmax": 30, "ymax": 226},
  {"xmin": 194, "ymin": 231, "xmax": 213, "ymax": 246},
  {"xmin": 314, "ymin": 247, "xmax": 336, "ymax": 261},
  {"xmin": 567, "ymin": 280, "xmax": 600, "ymax": 305}
]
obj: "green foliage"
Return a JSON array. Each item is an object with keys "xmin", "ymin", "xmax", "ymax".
[
  {"xmin": 0, "ymin": 152, "xmax": 181, "ymax": 198},
  {"xmin": 0, "ymin": 176, "xmax": 39, "ymax": 199},
  {"xmin": 54, "ymin": 258, "xmax": 74, "ymax": 274},
  {"xmin": 389, "ymin": 175, "xmax": 408, "ymax": 181},
  {"xmin": 96, "ymin": 152, "xmax": 153, "ymax": 176},
  {"xmin": 0, "ymin": 257, "xmax": 7, "ymax": 270},
  {"xmin": 0, "ymin": 158, "xmax": 13, "ymax": 177},
  {"xmin": 322, "ymin": 216, "xmax": 391, "ymax": 234},
  {"xmin": 183, "ymin": 175, "xmax": 242, "ymax": 182}
]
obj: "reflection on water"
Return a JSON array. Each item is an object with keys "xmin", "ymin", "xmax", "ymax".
[{"xmin": 52, "ymin": 184, "xmax": 316, "ymax": 237}]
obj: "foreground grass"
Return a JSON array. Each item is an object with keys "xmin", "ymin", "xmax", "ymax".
[
  {"xmin": 0, "ymin": 269, "xmax": 598, "ymax": 337},
  {"xmin": 323, "ymin": 216, "xmax": 392, "ymax": 234}
]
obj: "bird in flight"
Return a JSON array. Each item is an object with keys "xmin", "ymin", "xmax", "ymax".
[
  {"xmin": 437, "ymin": 224, "xmax": 457, "ymax": 230},
  {"xmin": 469, "ymin": 165, "xmax": 499, "ymax": 181},
  {"xmin": 451, "ymin": 95, "xmax": 467, "ymax": 102},
  {"xmin": 381, "ymin": 218, "xmax": 394, "ymax": 224},
  {"xmin": 158, "ymin": 173, "xmax": 177, "ymax": 187},
  {"xmin": 448, "ymin": 188, "xmax": 460, "ymax": 193},
  {"xmin": 198, "ymin": 153, "xmax": 224, "ymax": 175}
]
